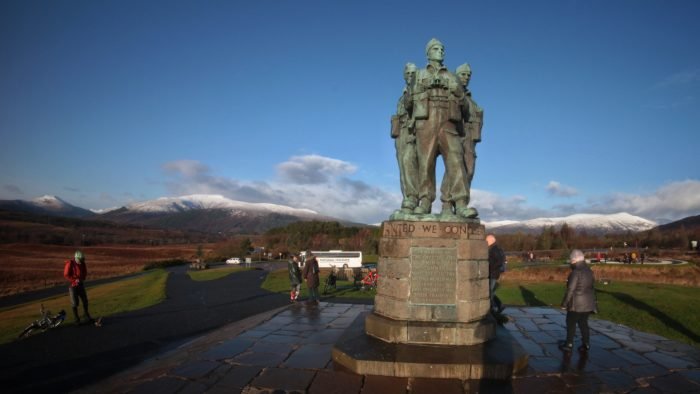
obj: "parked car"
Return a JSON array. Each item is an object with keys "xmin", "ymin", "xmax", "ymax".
[{"xmin": 226, "ymin": 257, "xmax": 241, "ymax": 264}]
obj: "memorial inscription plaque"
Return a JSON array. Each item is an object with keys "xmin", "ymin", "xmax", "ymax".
[{"xmin": 410, "ymin": 247, "xmax": 456, "ymax": 305}]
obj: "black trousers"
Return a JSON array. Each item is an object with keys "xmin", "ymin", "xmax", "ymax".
[
  {"xmin": 565, "ymin": 311, "xmax": 591, "ymax": 345},
  {"xmin": 69, "ymin": 284, "xmax": 90, "ymax": 317}
]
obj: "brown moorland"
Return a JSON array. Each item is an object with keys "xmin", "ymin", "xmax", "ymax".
[
  {"xmin": 502, "ymin": 261, "xmax": 700, "ymax": 287},
  {"xmin": 0, "ymin": 243, "xmax": 207, "ymax": 296}
]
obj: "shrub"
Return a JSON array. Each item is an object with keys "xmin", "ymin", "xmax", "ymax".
[{"xmin": 142, "ymin": 259, "xmax": 189, "ymax": 271}]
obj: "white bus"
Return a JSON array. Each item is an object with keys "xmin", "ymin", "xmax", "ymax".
[{"xmin": 300, "ymin": 250, "xmax": 363, "ymax": 269}]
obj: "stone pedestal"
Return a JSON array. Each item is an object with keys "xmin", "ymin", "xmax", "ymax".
[
  {"xmin": 333, "ymin": 311, "xmax": 529, "ymax": 379},
  {"xmin": 333, "ymin": 220, "xmax": 528, "ymax": 379},
  {"xmin": 368, "ymin": 220, "xmax": 495, "ymax": 345}
]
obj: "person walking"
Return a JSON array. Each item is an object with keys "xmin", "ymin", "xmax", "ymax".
[
  {"xmin": 486, "ymin": 234, "xmax": 505, "ymax": 314},
  {"xmin": 63, "ymin": 250, "xmax": 93, "ymax": 324},
  {"xmin": 302, "ymin": 251, "xmax": 320, "ymax": 305},
  {"xmin": 288, "ymin": 254, "xmax": 302, "ymax": 302},
  {"xmin": 559, "ymin": 249, "xmax": 597, "ymax": 353}
]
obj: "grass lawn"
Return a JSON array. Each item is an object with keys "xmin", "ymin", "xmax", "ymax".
[
  {"xmin": 187, "ymin": 266, "xmax": 253, "ymax": 281},
  {"xmin": 0, "ymin": 269, "xmax": 169, "ymax": 345},
  {"xmin": 261, "ymin": 269, "xmax": 376, "ymax": 300},
  {"xmin": 498, "ymin": 280, "xmax": 700, "ymax": 347}
]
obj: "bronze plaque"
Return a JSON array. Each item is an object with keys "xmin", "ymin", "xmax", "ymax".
[{"xmin": 409, "ymin": 247, "xmax": 456, "ymax": 305}]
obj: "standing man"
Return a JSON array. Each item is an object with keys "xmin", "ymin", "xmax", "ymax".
[
  {"xmin": 302, "ymin": 251, "xmax": 320, "ymax": 305},
  {"xmin": 391, "ymin": 63, "xmax": 419, "ymax": 214},
  {"xmin": 63, "ymin": 250, "xmax": 93, "ymax": 324},
  {"xmin": 288, "ymin": 254, "xmax": 302, "ymax": 302},
  {"xmin": 560, "ymin": 249, "xmax": 596, "ymax": 353},
  {"xmin": 405, "ymin": 38, "xmax": 475, "ymax": 218},
  {"xmin": 455, "ymin": 63, "xmax": 484, "ymax": 191},
  {"xmin": 486, "ymin": 234, "xmax": 505, "ymax": 314}
]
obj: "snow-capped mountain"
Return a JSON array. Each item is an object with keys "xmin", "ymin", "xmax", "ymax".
[
  {"xmin": 124, "ymin": 194, "xmax": 319, "ymax": 217},
  {"xmin": 0, "ymin": 195, "xmax": 95, "ymax": 218},
  {"xmin": 99, "ymin": 194, "xmax": 341, "ymax": 234},
  {"xmin": 0, "ymin": 195, "xmax": 662, "ymax": 236},
  {"xmin": 484, "ymin": 212, "xmax": 657, "ymax": 235}
]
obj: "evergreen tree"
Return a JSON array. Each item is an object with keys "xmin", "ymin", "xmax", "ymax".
[{"xmin": 536, "ymin": 226, "xmax": 553, "ymax": 250}]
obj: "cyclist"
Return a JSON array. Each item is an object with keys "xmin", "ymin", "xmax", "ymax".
[{"xmin": 63, "ymin": 250, "xmax": 93, "ymax": 324}]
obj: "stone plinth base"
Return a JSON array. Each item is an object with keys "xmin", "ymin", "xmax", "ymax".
[
  {"xmin": 365, "ymin": 311, "xmax": 496, "ymax": 346},
  {"xmin": 374, "ymin": 220, "xmax": 494, "ymax": 345},
  {"xmin": 333, "ymin": 312, "xmax": 529, "ymax": 380}
]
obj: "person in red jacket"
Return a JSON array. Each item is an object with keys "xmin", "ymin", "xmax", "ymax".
[{"xmin": 64, "ymin": 250, "xmax": 93, "ymax": 324}]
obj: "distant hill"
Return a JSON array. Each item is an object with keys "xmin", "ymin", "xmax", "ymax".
[
  {"xmin": 0, "ymin": 195, "xmax": 95, "ymax": 219},
  {"xmin": 0, "ymin": 194, "xmax": 358, "ymax": 235},
  {"xmin": 654, "ymin": 214, "xmax": 700, "ymax": 232},
  {"xmin": 0, "ymin": 209, "xmax": 215, "ymax": 245},
  {"xmin": 484, "ymin": 212, "xmax": 657, "ymax": 235},
  {"xmin": 99, "ymin": 194, "xmax": 347, "ymax": 234}
]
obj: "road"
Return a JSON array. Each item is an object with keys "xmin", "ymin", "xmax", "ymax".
[{"xmin": 0, "ymin": 262, "xmax": 289, "ymax": 393}]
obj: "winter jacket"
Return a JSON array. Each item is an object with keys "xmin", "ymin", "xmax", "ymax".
[
  {"xmin": 64, "ymin": 259, "xmax": 87, "ymax": 288},
  {"xmin": 488, "ymin": 244, "xmax": 506, "ymax": 280},
  {"xmin": 288, "ymin": 260, "xmax": 302, "ymax": 285},
  {"xmin": 561, "ymin": 261, "xmax": 597, "ymax": 312},
  {"xmin": 302, "ymin": 258, "xmax": 320, "ymax": 288}
]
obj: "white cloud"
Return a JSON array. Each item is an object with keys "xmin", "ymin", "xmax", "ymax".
[
  {"xmin": 470, "ymin": 189, "xmax": 550, "ymax": 221},
  {"xmin": 585, "ymin": 180, "xmax": 700, "ymax": 222},
  {"xmin": 546, "ymin": 181, "xmax": 578, "ymax": 197},
  {"xmin": 161, "ymin": 159, "xmax": 700, "ymax": 224},
  {"xmin": 473, "ymin": 180, "xmax": 700, "ymax": 223},
  {"xmin": 162, "ymin": 160, "xmax": 282, "ymax": 203},
  {"xmin": 276, "ymin": 155, "xmax": 357, "ymax": 184},
  {"xmin": 162, "ymin": 155, "xmax": 397, "ymax": 224},
  {"xmin": 283, "ymin": 179, "xmax": 400, "ymax": 224}
]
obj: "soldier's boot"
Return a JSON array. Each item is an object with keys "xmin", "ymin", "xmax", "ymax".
[
  {"xmin": 413, "ymin": 198, "xmax": 432, "ymax": 214},
  {"xmin": 400, "ymin": 196, "xmax": 418, "ymax": 213},
  {"xmin": 455, "ymin": 200, "xmax": 479, "ymax": 219},
  {"xmin": 440, "ymin": 202, "xmax": 454, "ymax": 216}
]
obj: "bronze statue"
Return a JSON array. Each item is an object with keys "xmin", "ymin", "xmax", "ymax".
[
  {"xmin": 392, "ymin": 38, "xmax": 478, "ymax": 221},
  {"xmin": 391, "ymin": 63, "xmax": 419, "ymax": 213},
  {"xmin": 456, "ymin": 63, "xmax": 483, "ymax": 191}
]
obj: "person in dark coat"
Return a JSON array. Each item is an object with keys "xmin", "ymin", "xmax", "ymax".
[
  {"xmin": 560, "ymin": 249, "xmax": 597, "ymax": 352},
  {"xmin": 288, "ymin": 254, "xmax": 302, "ymax": 302},
  {"xmin": 302, "ymin": 251, "xmax": 320, "ymax": 304},
  {"xmin": 486, "ymin": 234, "xmax": 505, "ymax": 314}
]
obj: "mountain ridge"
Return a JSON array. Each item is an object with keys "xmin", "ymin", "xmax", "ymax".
[
  {"xmin": 1, "ymin": 195, "xmax": 688, "ymax": 236},
  {"xmin": 483, "ymin": 212, "xmax": 657, "ymax": 235},
  {"xmin": 0, "ymin": 195, "xmax": 95, "ymax": 218}
]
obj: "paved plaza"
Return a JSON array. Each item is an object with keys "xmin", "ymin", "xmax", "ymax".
[{"xmin": 89, "ymin": 303, "xmax": 700, "ymax": 393}]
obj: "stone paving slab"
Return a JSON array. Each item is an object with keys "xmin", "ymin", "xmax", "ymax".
[{"xmin": 87, "ymin": 303, "xmax": 700, "ymax": 393}]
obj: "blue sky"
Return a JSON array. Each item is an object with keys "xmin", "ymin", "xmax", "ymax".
[{"xmin": 1, "ymin": 0, "xmax": 699, "ymax": 224}]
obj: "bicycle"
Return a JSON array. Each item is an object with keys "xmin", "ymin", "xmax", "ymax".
[
  {"xmin": 18, "ymin": 304, "xmax": 66, "ymax": 339},
  {"xmin": 323, "ymin": 265, "xmax": 338, "ymax": 294}
]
